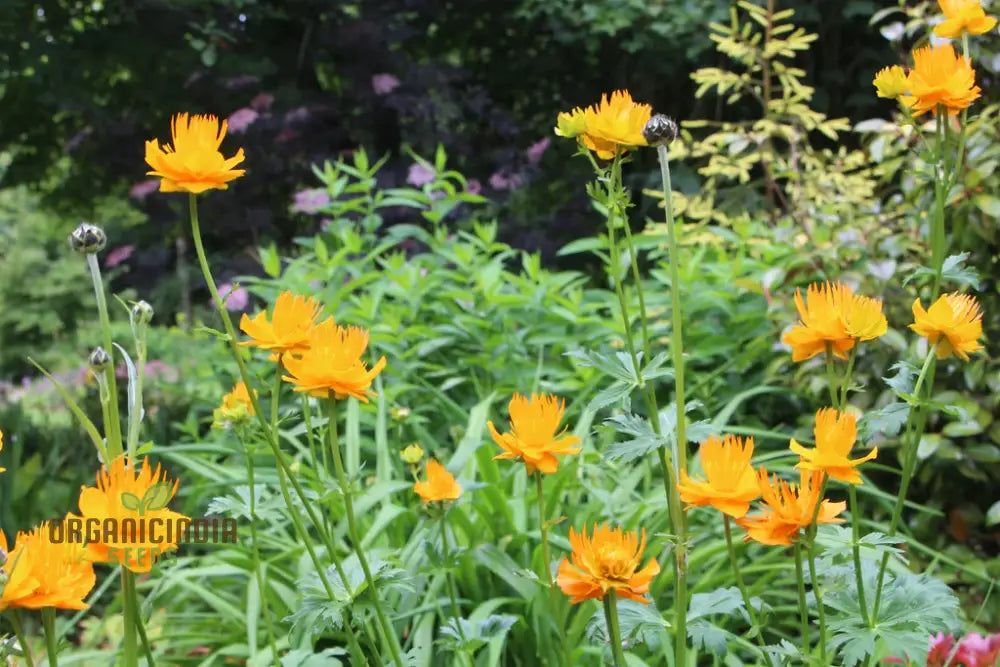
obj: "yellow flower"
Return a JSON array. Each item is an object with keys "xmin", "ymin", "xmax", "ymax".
[
  {"xmin": 910, "ymin": 292, "xmax": 984, "ymax": 361},
  {"xmin": 790, "ymin": 408, "xmax": 876, "ymax": 485},
  {"xmin": 554, "ymin": 108, "xmax": 587, "ymax": 138},
  {"xmin": 73, "ymin": 456, "xmax": 188, "ymax": 573},
  {"xmin": 239, "ymin": 291, "xmax": 325, "ymax": 361},
  {"xmin": 782, "ymin": 282, "xmax": 887, "ymax": 362},
  {"xmin": 581, "ymin": 90, "xmax": 652, "ymax": 159},
  {"xmin": 736, "ymin": 470, "xmax": 846, "ymax": 546},
  {"xmin": 144, "ymin": 113, "xmax": 246, "ymax": 194},
  {"xmin": 0, "ymin": 522, "xmax": 96, "ymax": 611},
  {"xmin": 281, "ymin": 318, "xmax": 387, "ymax": 402},
  {"xmin": 400, "ymin": 444, "xmax": 424, "ymax": 464},
  {"xmin": 678, "ymin": 435, "xmax": 760, "ymax": 518},
  {"xmin": 902, "ymin": 44, "xmax": 981, "ymax": 116},
  {"xmin": 413, "ymin": 460, "xmax": 461, "ymax": 503},
  {"xmin": 488, "ymin": 393, "xmax": 582, "ymax": 474},
  {"xmin": 873, "ymin": 65, "xmax": 909, "ymax": 99},
  {"xmin": 935, "ymin": 0, "xmax": 998, "ymax": 38},
  {"xmin": 212, "ymin": 381, "xmax": 257, "ymax": 429},
  {"xmin": 556, "ymin": 524, "xmax": 660, "ymax": 604}
]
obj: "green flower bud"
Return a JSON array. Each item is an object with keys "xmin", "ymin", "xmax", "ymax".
[
  {"xmin": 69, "ymin": 222, "xmax": 107, "ymax": 254},
  {"xmin": 89, "ymin": 346, "xmax": 111, "ymax": 372}
]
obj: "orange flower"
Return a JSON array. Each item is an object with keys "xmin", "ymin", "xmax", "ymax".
[
  {"xmin": 0, "ymin": 522, "xmax": 96, "ymax": 610},
  {"xmin": 281, "ymin": 318, "xmax": 387, "ymax": 402},
  {"xmin": 73, "ymin": 456, "xmax": 188, "ymax": 573},
  {"xmin": 935, "ymin": 0, "xmax": 997, "ymax": 38},
  {"xmin": 782, "ymin": 282, "xmax": 887, "ymax": 362},
  {"xmin": 678, "ymin": 435, "xmax": 760, "ymax": 518},
  {"xmin": 554, "ymin": 91, "xmax": 652, "ymax": 159},
  {"xmin": 911, "ymin": 293, "xmax": 984, "ymax": 361},
  {"xmin": 902, "ymin": 44, "xmax": 981, "ymax": 116},
  {"xmin": 873, "ymin": 65, "xmax": 909, "ymax": 99},
  {"xmin": 212, "ymin": 381, "xmax": 257, "ymax": 429},
  {"xmin": 737, "ymin": 470, "xmax": 846, "ymax": 546},
  {"xmin": 556, "ymin": 524, "xmax": 660, "ymax": 604},
  {"xmin": 239, "ymin": 291, "xmax": 325, "ymax": 360},
  {"xmin": 790, "ymin": 408, "xmax": 876, "ymax": 485},
  {"xmin": 144, "ymin": 113, "xmax": 246, "ymax": 194},
  {"xmin": 413, "ymin": 460, "xmax": 462, "ymax": 503},
  {"xmin": 488, "ymin": 393, "xmax": 582, "ymax": 474}
]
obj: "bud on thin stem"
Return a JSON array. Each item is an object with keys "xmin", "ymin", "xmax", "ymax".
[
  {"xmin": 643, "ymin": 114, "xmax": 678, "ymax": 147},
  {"xmin": 89, "ymin": 346, "xmax": 111, "ymax": 372},
  {"xmin": 69, "ymin": 223, "xmax": 107, "ymax": 255}
]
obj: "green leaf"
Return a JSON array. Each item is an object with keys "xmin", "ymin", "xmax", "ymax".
[
  {"xmin": 858, "ymin": 403, "xmax": 910, "ymax": 438},
  {"xmin": 883, "ymin": 361, "xmax": 917, "ymax": 396},
  {"xmin": 603, "ymin": 413, "xmax": 666, "ymax": 464},
  {"xmin": 904, "ymin": 253, "xmax": 980, "ymax": 290},
  {"xmin": 986, "ymin": 500, "xmax": 1000, "ymax": 526},
  {"xmin": 142, "ymin": 482, "xmax": 174, "ymax": 511},
  {"xmin": 120, "ymin": 492, "xmax": 141, "ymax": 511},
  {"xmin": 565, "ymin": 349, "xmax": 640, "ymax": 384}
]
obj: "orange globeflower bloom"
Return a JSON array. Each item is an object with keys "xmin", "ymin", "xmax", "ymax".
[
  {"xmin": 73, "ymin": 456, "xmax": 188, "ymax": 573},
  {"xmin": 910, "ymin": 293, "xmax": 984, "ymax": 361},
  {"xmin": 790, "ymin": 408, "xmax": 876, "ymax": 485},
  {"xmin": 555, "ymin": 91, "xmax": 652, "ymax": 160},
  {"xmin": 413, "ymin": 460, "xmax": 462, "ymax": 503},
  {"xmin": 281, "ymin": 318, "xmax": 387, "ymax": 402},
  {"xmin": 678, "ymin": 434, "xmax": 760, "ymax": 518},
  {"xmin": 239, "ymin": 291, "xmax": 325, "ymax": 360},
  {"xmin": 144, "ymin": 113, "xmax": 246, "ymax": 194},
  {"xmin": 0, "ymin": 522, "xmax": 96, "ymax": 611},
  {"xmin": 782, "ymin": 282, "xmax": 887, "ymax": 362},
  {"xmin": 212, "ymin": 381, "xmax": 257, "ymax": 429},
  {"xmin": 903, "ymin": 44, "xmax": 981, "ymax": 116},
  {"xmin": 934, "ymin": 0, "xmax": 997, "ymax": 38},
  {"xmin": 873, "ymin": 65, "xmax": 909, "ymax": 99},
  {"xmin": 488, "ymin": 393, "xmax": 582, "ymax": 474},
  {"xmin": 556, "ymin": 524, "xmax": 660, "ymax": 604},
  {"xmin": 737, "ymin": 470, "xmax": 846, "ymax": 546}
]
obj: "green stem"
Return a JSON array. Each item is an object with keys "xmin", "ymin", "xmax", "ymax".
[
  {"xmin": 824, "ymin": 343, "xmax": 839, "ymax": 407},
  {"xmin": 440, "ymin": 514, "xmax": 467, "ymax": 642},
  {"xmin": 126, "ymin": 327, "xmax": 147, "ymax": 460},
  {"xmin": 244, "ymin": 439, "xmax": 280, "ymax": 666},
  {"xmin": 603, "ymin": 591, "xmax": 627, "ymax": 667},
  {"xmin": 86, "ymin": 253, "xmax": 124, "ymax": 459},
  {"xmin": 849, "ymin": 485, "xmax": 870, "ymax": 626},
  {"xmin": 723, "ymin": 516, "xmax": 765, "ymax": 652},
  {"xmin": 794, "ymin": 542, "xmax": 811, "ymax": 657},
  {"xmin": 270, "ymin": 368, "xmax": 281, "ymax": 434},
  {"xmin": 535, "ymin": 471, "xmax": 557, "ymax": 605},
  {"xmin": 127, "ymin": 576, "xmax": 155, "ymax": 666},
  {"xmin": 327, "ymin": 397, "xmax": 405, "ymax": 667},
  {"xmin": 11, "ymin": 610, "xmax": 37, "ymax": 667},
  {"xmin": 187, "ymin": 193, "xmax": 367, "ymax": 666},
  {"xmin": 121, "ymin": 570, "xmax": 138, "ymax": 667},
  {"xmin": 40, "ymin": 608, "xmax": 57, "ymax": 667},
  {"xmin": 840, "ymin": 345, "xmax": 857, "ymax": 411},
  {"xmin": 931, "ymin": 106, "xmax": 946, "ymax": 298},
  {"xmin": 302, "ymin": 394, "xmax": 323, "ymax": 475},
  {"xmin": 806, "ymin": 538, "xmax": 827, "ymax": 664}
]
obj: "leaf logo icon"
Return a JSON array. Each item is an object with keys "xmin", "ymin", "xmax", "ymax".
[{"xmin": 120, "ymin": 483, "xmax": 173, "ymax": 516}]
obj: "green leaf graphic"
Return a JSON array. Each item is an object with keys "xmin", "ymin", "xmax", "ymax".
[
  {"xmin": 143, "ymin": 483, "xmax": 174, "ymax": 512},
  {"xmin": 120, "ymin": 492, "xmax": 141, "ymax": 511}
]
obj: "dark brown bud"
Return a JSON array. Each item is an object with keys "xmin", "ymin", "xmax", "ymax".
[{"xmin": 643, "ymin": 114, "xmax": 678, "ymax": 147}]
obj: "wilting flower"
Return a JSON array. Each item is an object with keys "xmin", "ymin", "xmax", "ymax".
[
  {"xmin": 400, "ymin": 444, "xmax": 424, "ymax": 464},
  {"xmin": 934, "ymin": 0, "xmax": 998, "ymax": 38},
  {"xmin": 73, "ymin": 456, "xmax": 188, "ymax": 573},
  {"xmin": 0, "ymin": 522, "xmax": 96, "ymax": 610},
  {"xmin": 678, "ymin": 434, "xmax": 760, "ymax": 518},
  {"xmin": 239, "ymin": 291, "xmax": 325, "ymax": 360},
  {"xmin": 911, "ymin": 293, "xmax": 984, "ymax": 361},
  {"xmin": 554, "ymin": 91, "xmax": 652, "ymax": 159},
  {"xmin": 782, "ymin": 282, "xmax": 887, "ymax": 362},
  {"xmin": 790, "ymin": 408, "xmax": 876, "ymax": 485},
  {"xmin": 145, "ymin": 113, "xmax": 246, "ymax": 193},
  {"xmin": 488, "ymin": 393, "xmax": 582, "ymax": 474},
  {"xmin": 281, "ymin": 318, "xmax": 387, "ymax": 402},
  {"xmin": 212, "ymin": 381, "xmax": 257, "ymax": 429},
  {"xmin": 556, "ymin": 524, "xmax": 660, "ymax": 604},
  {"xmin": 413, "ymin": 460, "xmax": 461, "ymax": 503},
  {"xmin": 873, "ymin": 65, "xmax": 909, "ymax": 99},
  {"xmin": 737, "ymin": 470, "xmax": 846, "ymax": 546},
  {"xmin": 902, "ymin": 44, "xmax": 981, "ymax": 116}
]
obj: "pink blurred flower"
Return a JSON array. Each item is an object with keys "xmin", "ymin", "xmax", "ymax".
[
  {"xmin": 407, "ymin": 163, "xmax": 436, "ymax": 187},
  {"xmin": 284, "ymin": 107, "xmax": 310, "ymax": 123},
  {"xmin": 466, "ymin": 179, "xmax": 482, "ymax": 195},
  {"xmin": 928, "ymin": 633, "xmax": 957, "ymax": 667},
  {"xmin": 105, "ymin": 244, "xmax": 135, "ymax": 268},
  {"xmin": 372, "ymin": 73, "xmax": 401, "ymax": 95},
  {"xmin": 129, "ymin": 179, "xmax": 160, "ymax": 200},
  {"xmin": 292, "ymin": 188, "xmax": 331, "ymax": 214},
  {"xmin": 227, "ymin": 107, "xmax": 259, "ymax": 134},
  {"xmin": 956, "ymin": 633, "xmax": 1000, "ymax": 667},
  {"xmin": 489, "ymin": 171, "xmax": 524, "ymax": 191},
  {"xmin": 525, "ymin": 137, "xmax": 551, "ymax": 164},
  {"xmin": 217, "ymin": 283, "xmax": 249, "ymax": 311},
  {"xmin": 250, "ymin": 92, "xmax": 274, "ymax": 110}
]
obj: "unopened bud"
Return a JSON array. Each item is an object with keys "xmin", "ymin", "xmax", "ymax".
[
  {"xmin": 69, "ymin": 222, "xmax": 107, "ymax": 254},
  {"xmin": 642, "ymin": 114, "xmax": 678, "ymax": 147},
  {"xmin": 132, "ymin": 300, "xmax": 154, "ymax": 325},
  {"xmin": 391, "ymin": 406, "xmax": 411, "ymax": 421},
  {"xmin": 400, "ymin": 444, "xmax": 424, "ymax": 464},
  {"xmin": 89, "ymin": 346, "xmax": 111, "ymax": 371}
]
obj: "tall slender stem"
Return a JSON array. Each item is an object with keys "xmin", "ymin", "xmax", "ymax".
[
  {"xmin": 244, "ymin": 438, "xmax": 280, "ymax": 666},
  {"xmin": 439, "ymin": 515, "xmax": 467, "ymax": 642},
  {"xmin": 535, "ymin": 471, "xmax": 557, "ymax": 603},
  {"xmin": 121, "ymin": 570, "xmax": 138, "ymax": 667},
  {"xmin": 824, "ymin": 343, "xmax": 839, "ymax": 407},
  {"xmin": 794, "ymin": 542, "xmax": 811, "ymax": 657},
  {"xmin": 723, "ymin": 517, "xmax": 765, "ymax": 651},
  {"xmin": 86, "ymin": 253, "xmax": 124, "ymax": 459},
  {"xmin": 327, "ymin": 398, "xmax": 405, "ymax": 667},
  {"xmin": 603, "ymin": 591, "xmax": 627, "ymax": 667},
  {"xmin": 40, "ymin": 608, "xmax": 57, "ymax": 667},
  {"xmin": 931, "ymin": 106, "xmax": 947, "ymax": 298},
  {"xmin": 128, "ymin": 574, "xmax": 155, "ymax": 666},
  {"xmin": 126, "ymin": 321, "xmax": 147, "ymax": 460},
  {"xmin": 11, "ymin": 610, "xmax": 37, "ymax": 667},
  {"xmin": 806, "ymin": 539, "xmax": 827, "ymax": 664},
  {"xmin": 849, "ymin": 485, "xmax": 870, "ymax": 626}
]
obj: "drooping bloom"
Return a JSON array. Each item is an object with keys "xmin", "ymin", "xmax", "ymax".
[
  {"xmin": 212, "ymin": 381, "xmax": 257, "ymax": 429},
  {"xmin": 911, "ymin": 293, "xmax": 984, "ymax": 361},
  {"xmin": 73, "ymin": 456, "xmax": 188, "ymax": 573},
  {"xmin": 790, "ymin": 408, "xmax": 877, "ymax": 485},
  {"xmin": 934, "ymin": 0, "xmax": 998, "ymax": 38},
  {"xmin": 556, "ymin": 524, "xmax": 660, "ymax": 604},
  {"xmin": 678, "ymin": 435, "xmax": 760, "ymax": 518},
  {"xmin": 413, "ymin": 460, "xmax": 462, "ymax": 503},
  {"xmin": 281, "ymin": 318, "xmax": 387, "ymax": 402},
  {"xmin": 737, "ymin": 470, "xmax": 846, "ymax": 546},
  {"xmin": 902, "ymin": 44, "xmax": 981, "ymax": 116},
  {"xmin": 488, "ymin": 393, "xmax": 582, "ymax": 474},
  {"xmin": 144, "ymin": 113, "xmax": 246, "ymax": 193},
  {"xmin": 239, "ymin": 291, "xmax": 325, "ymax": 360},
  {"xmin": 554, "ymin": 91, "xmax": 652, "ymax": 159},
  {"xmin": 0, "ymin": 522, "xmax": 96, "ymax": 610},
  {"xmin": 873, "ymin": 65, "xmax": 909, "ymax": 99},
  {"xmin": 782, "ymin": 282, "xmax": 888, "ymax": 362}
]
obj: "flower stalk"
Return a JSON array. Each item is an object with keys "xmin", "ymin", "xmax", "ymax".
[
  {"xmin": 603, "ymin": 591, "xmax": 627, "ymax": 667},
  {"xmin": 86, "ymin": 253, "xmax": 124, "ymax": 460}
]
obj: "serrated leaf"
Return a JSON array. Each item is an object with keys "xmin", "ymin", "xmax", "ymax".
[
  {"xmin": 883, "ymin": 361, "xmax": 917, "ymax": 396},
  {"xmin": 602, "ymin": 413, "xmax": 666, "ymax": 464},
  {"xmin": 904, "ymin": 253, "xmax": 980, "ymax": 290},
  {"xmin": 858, "ymin": 403, "xmax": 910, "ymax": 438},
  {"xmin": 565, "ymin": 349, "xmax": 640, "ymax": 383}
]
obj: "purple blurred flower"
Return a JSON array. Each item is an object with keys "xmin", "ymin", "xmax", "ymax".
[
  {"xmin": 466, "ymin": 179, "xmax": 482, "ymax": 195},
  {"xmin": 489, "ymin": 171, "xmax": 524, "ymax": 191},
  {"xmin": 407, "ymin": 163, "xmax": 436, "ymax": 187},
  {"xmin": 129, "ymin": 179, "xmax": 160, "ymax": 200},
  {"xmin": 250, "ymin": 92, "xmax": 274, "ymax": 110},
  {"xmin": 105, "ymin": 245, "xmax": 135, "ymax": 268},
  {"xmin": 217, "ymin": 283, "xmax": 250, "ymax": 311},
  {"xmin": 227, "ymin": 107, "xmax": 259, "ymax": 134},
  {"xmin": 372, "ymin": 73, "xmax": 401, "ymax": 95},
  {"xmin": 292, "ymin": 188, "xmax": 332, "ymax": 214},
  {"xmin": 223, "ymin": 74, "xmax": 260, "ymax": 89},
  {"xmin": 525, "ymin": 137, "xmax": 551, "ymax": 164},
  {"xmin": 284, "ymin": 107, "xmax": 310, "ymax": 123}
]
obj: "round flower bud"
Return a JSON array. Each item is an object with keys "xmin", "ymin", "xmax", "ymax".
[
  {"xmin": 400, "ymin": 443, "xmax": 424, "ymax": 464},
  {"xmin": 642, "ymin": 114, "xmax": 678, "ymax": 147},
  {"xmin": 88, "ymin": 346, "xmax": 111, "ymax": 372},
  {"xmin": 69, "ymin": 222, "xmax": 107, "ymax": 254},
  {"xmin": 132, "ymin": 300, "xmax": 154, "ymax": 324}
]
